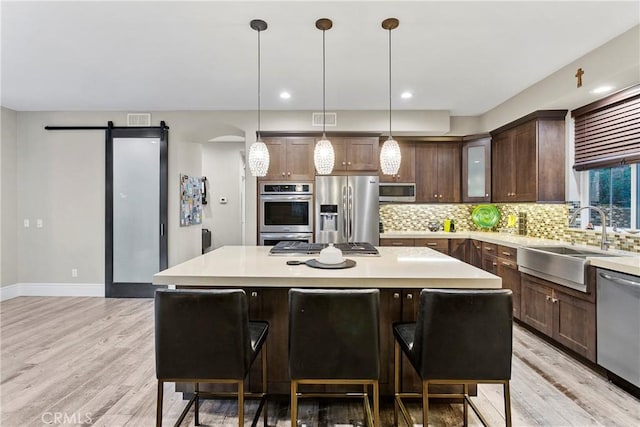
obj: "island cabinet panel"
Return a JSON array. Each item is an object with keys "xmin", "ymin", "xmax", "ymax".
[
  {"xmin": 331, "ymin": 137, "xmax": 379, "ymax": 172},
  {"xmin": 520, "ymin": 273, "xmax": 596, "ymax": 362},
  {"xmin": 260, "ymin": 137, "xmax": 315, "ymax": 181},
  {"xmin": 415, "ymin": 142, "xmax": 461, "ymax": 203},
  {"xmin": 490, "ymin": 110, "xmax": 566, "ymax": 203},
  {"xmin": 495, "ymin": 245, "xmax": 521, "ymax": 320},
  {"xmin": 379, "ymin": 141, "xmax": 415, "ymax": 183}
]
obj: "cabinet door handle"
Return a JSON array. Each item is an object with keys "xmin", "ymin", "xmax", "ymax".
[
  {"xmin": 287, "ymin": 172, "xmax": 291, "ymax": 176},
  {"xmin": 492, "ymin": 262, "xmax": 497, "ymax": 266},
  {"xmin": 485, "ymin": 193, "xmax": 489, "ymax": 197},
  {"xmin": 552, "ymin": 298, "xmax": 558, "ymax": 303},
  {"xmin": 282, "ymin": 172, "xmax": 286, "ymax": 176},
  {"xmin": 485, "ymin": 247, "xmax": 493, "ymax": 252},
  {"xmin": 501, "ymin": 251, "xmax": 512, "ymax": 256},
  {"xmin": 347, "ymin": 161, "xmax": 352, "ymax": 166},
  {"xmin": 342, "ymin": 161, "xmax": 346, "ymax": 166},
  {"xmin": 439, "ymin": 194, "xmax": 443, "ymax": 198},
  {"xmin": 392, "ymin": 242, "xmax": 403, "ymax": 246},
  {"xmin": 406, "ymin": 293, "xmax": 413, "ymax": 300},
  {"xmin": 501, "ymin": 261, "xmax": 512, "ymax": 266},
  {"xmin": 434, "ymin": 194, "xmax": 438, "ymax": 198},
  {"xmin": 251, "ymin": 291, "xmax": 258, "ymax": 297},
  {"xmin": 393, "ymin": 293, "xmax": 400, "ymax": 299},
  {"xmin": 546, "ymin": 295, "xmax": 551, "ymax": 301},
  {"xmin": 427, "ymin": 242, "xmax": 438, "ymax": 246}
]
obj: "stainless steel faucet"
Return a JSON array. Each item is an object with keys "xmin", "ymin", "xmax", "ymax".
[{"xmin": 569, "ymin": 206, "xmax": 610, "ymax": 250}]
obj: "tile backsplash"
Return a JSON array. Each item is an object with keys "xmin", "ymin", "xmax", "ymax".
[{"xmin": 379, "ymin": 203, "xmax": 640, "ymax": 253}]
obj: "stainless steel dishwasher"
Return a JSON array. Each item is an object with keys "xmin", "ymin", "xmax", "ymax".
[{"xmin": 596, "ymin": 268, "xmax": 640, "ymax": 388}]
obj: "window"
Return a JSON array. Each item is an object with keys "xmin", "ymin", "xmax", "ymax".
[
  {"xmin": 583, "ymin": 164, "xmax": 638, "ymax": 230},
  {"xmin": 587, "ymin": 165, "xmax": 632, "ymax": 227}
]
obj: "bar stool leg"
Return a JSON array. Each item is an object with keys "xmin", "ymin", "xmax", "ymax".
[
  {"xmin": 238, "ymin": 380, "xmax": 244, "ymax": 427},
  {"xmin": 262, "ymin": 344, "xmax": 268, "ymax": 427},
  {"xmin": 394, "ymin": 341, "xmax": 400, "ymax": 427},
  {"xmin": 194, "ymin": 382, "xmax": 200, "ymax": 426},
  {"xmin": 290, "ymin": 380, "xmax": 298, "ymax": 427},
  {"xmin": 156, "ymin": 380, "xmax": 163, "ymax": 427},
  {"xmin": 463, "ymin": 383, "xmax": 469, "ymax": 427},
  {"xmin": 504, "ymin": 381, "xmax": 512, "ymax": 427},
  {"xmin": 373, "ymin": 381, "xmax": 380, "ymax": 427},
  {"xmin": 422, "ymin": 380, "xmax": 429, "ymax": 427}
]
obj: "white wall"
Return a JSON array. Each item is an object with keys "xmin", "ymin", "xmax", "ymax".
[
  {"xmin": 1, "ymin": 107, "xmax": 18, "ymax": 286},
  {"xmin": 202, "ymin": 141, "xmax": 245, "ymax": 249}
]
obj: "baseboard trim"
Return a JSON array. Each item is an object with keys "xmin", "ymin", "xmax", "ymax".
[{"xmin": 0, "ymin": 283, "xmax": 104, "ymax": 301}]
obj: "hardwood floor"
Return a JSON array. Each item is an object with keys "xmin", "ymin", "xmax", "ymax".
[{"xmin": 1, "ymin": 297, "xmax": 638, "ymax": 426}]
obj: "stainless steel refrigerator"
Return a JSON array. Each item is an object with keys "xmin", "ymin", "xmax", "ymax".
[{"xmin": 315, "ymin": 175, "xmax": 379, "ymax": 245}]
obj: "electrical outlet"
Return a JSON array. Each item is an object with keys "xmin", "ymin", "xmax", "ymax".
[
  {"xmin": 36, "ymin": 219, "xmax": 43, "ymax": 228},
  {"xmin": 71, "ymin": 269, "xmax": 78, "ymax": 278},
  {"xmin": 23, "ymin": 219, "xmax": 30, "ymax": 228}
]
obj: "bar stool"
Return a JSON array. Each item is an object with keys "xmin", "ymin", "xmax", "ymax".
[
  {"xmin": 393, "ymin": 289, "xmax": 513, "ymax": 427},
  {"xmin": 288, "ymin": 288, "xmax": 380, "ymax": 427},
  {"xmin": 154, "ymin": 288, "xmax": 268, "ymax": 427}
]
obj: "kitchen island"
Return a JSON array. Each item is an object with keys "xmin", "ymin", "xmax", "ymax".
[
  {"xmin": 153, "ymin": 245, "xmax": 501, "ymax": 288},
  {"xmin": 153, "ymin": 245, "xmax": 501, "ymax": 395}
]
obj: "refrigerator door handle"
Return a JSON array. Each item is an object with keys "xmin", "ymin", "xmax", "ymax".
[
  {"xmin": 348, "ymin": 185, "xmax": 353, "ymax": 241},
  {"xmin": 342, "ymin": 186, "xmax": 348, "ymax": 238}
]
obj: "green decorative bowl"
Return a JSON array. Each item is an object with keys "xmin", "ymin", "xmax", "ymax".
[{"xmin": 472, "ymin": 204, "xmax": 500, "ymax": 230}]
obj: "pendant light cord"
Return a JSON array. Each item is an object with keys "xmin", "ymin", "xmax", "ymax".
[
  {"xmin": 322, "ymin": 28, "xmax": 326, "ymax": 136},
  {"xmin": 388, "ymin": 27, "xmax": 392, "ymax": 139},
  {"xmin": 257, "ymin": 28, "xmax": 262, "ymax": 140}
]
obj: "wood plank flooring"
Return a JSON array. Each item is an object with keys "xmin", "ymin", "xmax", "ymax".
[{"xmin": 1, "ymin": 297, "xmax": 638, "ymax": 426}]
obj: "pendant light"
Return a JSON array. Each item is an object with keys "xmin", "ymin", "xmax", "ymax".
[
  {"xmin": 248, "ymin": 19, "xmax": 270, "ymax": 177},
  {"xmin": 380, "ymin": 18, "xmax": 402, "ymax": 176},
  {"xmin": 314, "ymin": 18, "xmax": 335, "ymax": 175}
]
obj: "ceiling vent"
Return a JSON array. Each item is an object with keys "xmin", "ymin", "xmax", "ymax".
[
  {"xmin": 127, "ymin": 113, "xmax": 151, "ymax": 127},
  {"xmin": 312, "ymin": 112, "xmax": 337, "ymax": 127}
]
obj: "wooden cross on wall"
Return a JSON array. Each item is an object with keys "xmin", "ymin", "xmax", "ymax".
[{"xmin": 575, "ymin": 68, "xmax": 584, "ymax": 88}]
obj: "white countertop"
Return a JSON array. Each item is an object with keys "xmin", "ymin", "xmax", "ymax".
[
  {"xmin": 382, "ymin": 231, "xmax": 640, "ymax": 276},
  {"xmin": 153, "ymin": 246, "xmax": 502, "ymax": 289}
]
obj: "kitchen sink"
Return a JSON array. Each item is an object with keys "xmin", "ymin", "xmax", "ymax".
[{"xmin": 517, "ymin": 245, "xmax": 626, "ymax": 293}]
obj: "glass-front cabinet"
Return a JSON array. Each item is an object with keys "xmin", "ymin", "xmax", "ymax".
[{"xmin": 462, "ymin": 135, "xmax": 491, "ymax": 203}]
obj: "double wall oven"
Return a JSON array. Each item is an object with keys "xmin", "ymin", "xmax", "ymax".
[{"xmin": 259, "ymin": 183, "xmax": 313, "ymax": 245}]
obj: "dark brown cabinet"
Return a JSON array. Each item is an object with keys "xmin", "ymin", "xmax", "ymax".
[
  {"xmin": 520, "ymin": 274, "xmax": 596, "ymax": 362},
  {"xmin": 379, "ymin": 141, "xmax": 415, "ymax": 182},
  {"xmin": 261, "ymin": 137, "xmax": 315, "ymax": 181},
  {"xmin": 380, "ymin": 238, "xmax": 415, "ymax": 247},
  {"xmin": 415, "ymin": 142, "xmax": 461, "ymax": 203},
  {"xmin": 462, "ymin": 135, "xmax": 491, "ymax": 202},
  {"xmin": 449, "ymin": 239, "xmax": 468, "ymax": 262},
  {"xmin": 469, "ymin": 239, "xmax": 483, "ymax": 269},
  {"xmin": 414, "ymin": 238, "xmax": 449, "ymax": 254},
  {"xmin": 331, "ymin": 137, "xmax": 379, "ymax": 172},
  {"xmin": 490, "ymin": 110, "xmax": 566, "ymax": 203},
  {"xmin": 496, "ymin": 246, "xmax": 521, "ymax": 319}
]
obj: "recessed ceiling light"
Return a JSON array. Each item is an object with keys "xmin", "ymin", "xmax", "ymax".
[
  {"xmin": 591, "ymin": 85, "xmax": 614, "ymax": 94},
  {"xmin": 400, "ymin": 91, "xmax": 413, "ymax": 99},
  {"xmin": 280, "ymin": 91, "xmax": 291, "ymax": 99}
]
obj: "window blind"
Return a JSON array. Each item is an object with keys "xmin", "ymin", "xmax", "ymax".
[{"xmin": 573, "ymin": 84, "xmax": 640, "ymax": 171}]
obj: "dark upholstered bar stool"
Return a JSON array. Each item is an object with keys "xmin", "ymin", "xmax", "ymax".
[
  {"xmin": 288, "ymin": 288, "xmax": 380, "ymax": 427},
  {"xmin": 154, "ymin": 289, "xmax": 268, "ymax": 427},
  {"xmin": 393, "ymin": 289, "xmax": 513, "ymax": 427}
]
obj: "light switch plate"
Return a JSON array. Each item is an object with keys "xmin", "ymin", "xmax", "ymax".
[
  {"xmin": 23, "ymin": 219, "xmax": 29, "ymax": 228},
  {"xmin": 36, "ymin": 219, "xmax": 43, "ymax": 228}
]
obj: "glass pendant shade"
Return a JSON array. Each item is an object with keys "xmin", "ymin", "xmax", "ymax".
[
  {"xmin": 248, "ymin": 139, "xmax": 270, "ymax": 177},
  {"xmin": 380, "ymin": 137, "xmax": 401, "ymax": 175},
  {"xmin": 314, "ymin": 135, "xmax": 335, "ymax": 175}
]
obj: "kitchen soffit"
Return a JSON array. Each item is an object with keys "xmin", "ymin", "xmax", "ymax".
[{"xmin": 1, "ymin": 1, "xmax": 638, "ymax": 115}]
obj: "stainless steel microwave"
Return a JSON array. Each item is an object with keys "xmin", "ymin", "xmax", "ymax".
[{"xmin": 379, "ymin": 183, "xmax": 416, "ymax": 202}]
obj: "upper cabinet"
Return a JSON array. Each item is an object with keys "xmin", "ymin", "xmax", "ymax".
[
  {"xmin": 415, "ymin": 141, "xmax": 461, "ymax": 203},
  {"xmin": 490, "ymin": 110, "xmax": 567, "ymax": 203},
  {"xmin": 462, "ymin": 135, "xmax": 491, "ymax": 203},
  {"xmin": 331, "ymin": 136, "xmax": 379, "ymax": 172},
  {"xmin": 379, "ymin": 141, "xmax": 415, "ymax": 183},
  {"xmin": 260, "ymin": 137, "xmax": 315, "ymax": 181}
]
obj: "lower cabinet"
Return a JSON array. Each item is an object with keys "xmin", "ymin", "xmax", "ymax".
[
  {"xmin": 520, "ymin": 274, "xmax": 596, "ymax": 362},
  {"xmin": 469, "ymin": 239, "xmax": 483, "ymax": 268}
]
